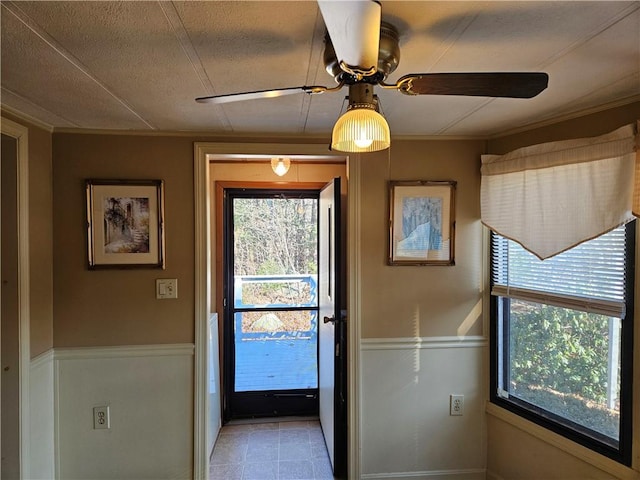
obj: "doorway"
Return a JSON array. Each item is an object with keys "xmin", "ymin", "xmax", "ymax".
[
  {"xmin": 222, "ymin": 188, "xmax": 321, "ymax": 420},
  {"xmin": 193, "ymin": 143, "xmax": 355, "ymax": 479},
  {"xmin": 219, "ymin": 178, "xmax": 346, "ymax": 478}
]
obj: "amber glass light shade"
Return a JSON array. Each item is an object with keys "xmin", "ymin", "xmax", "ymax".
[{"xmin": 331, "ymin": 104, "xmax": 390, "ymax": 153}]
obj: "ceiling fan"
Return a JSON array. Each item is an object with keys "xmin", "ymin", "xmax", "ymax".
[{"xmin": 195, "ymin": 1, "xmax": 549, "ymax": 152}]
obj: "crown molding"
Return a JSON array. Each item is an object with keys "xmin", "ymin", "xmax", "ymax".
[
  {"xmin": 4, "ymin": 95, "xmax": 638, "ymax": 141},
  {"xmin": 1, "ymin": 104, "xmax": 55, "ymax": 133},
  {"xmin": 52, "ymin": 127, "xmax": 333, "ymax": 140},
  {"xmin": 487, "ymin": 95, "xmax": 640, "ymax": 140}
]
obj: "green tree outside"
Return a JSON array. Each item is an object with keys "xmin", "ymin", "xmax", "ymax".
[{"xmin": 509, "ymin": 300, "xmax": 620, "ymax": 439}]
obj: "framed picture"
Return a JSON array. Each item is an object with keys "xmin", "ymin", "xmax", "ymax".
[
  {"xmin": 389, "ymin": 180, "xmax": 456, "ymax": 266},
  {"xmin": 86, "ymin": 179, "xmax": 165, "ymax": 269}
]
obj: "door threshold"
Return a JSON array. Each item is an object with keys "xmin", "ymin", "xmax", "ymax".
[{"xmin": 226, "ymin": 415, "xmax": 319, "ymax": 426}]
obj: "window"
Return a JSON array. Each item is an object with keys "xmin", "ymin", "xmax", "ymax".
[{"xmin": 490, "ymin": 222, "xmax": 635, "ymax": 464}]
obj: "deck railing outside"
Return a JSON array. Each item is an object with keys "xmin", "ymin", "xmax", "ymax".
[
  {"xmin": 233, "ymin": 274, "xmax": 319, "ymax": 391},
  {"xmin": 234, "ymin": 274, "xmax": 318, "ymax": 341}
]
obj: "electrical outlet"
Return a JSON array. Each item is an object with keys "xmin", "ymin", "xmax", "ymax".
[
  {"xmin": 450, "ymin": 394, "xmax": 464, "ymax": 416},
  {"xmin": 93, "ymin": 406, "xmax": 110, "ymax": 429}
]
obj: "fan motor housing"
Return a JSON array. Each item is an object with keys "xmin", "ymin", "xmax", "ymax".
[{"xmin": 323, "ymin": 21, "xmax": 400, "ymax": 84}]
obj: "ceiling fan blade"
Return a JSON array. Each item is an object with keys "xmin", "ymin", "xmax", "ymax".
[
  {"xmin": 317, "ymin": 0, "xmax": 381, "ymax": 75},
  {"xmin": 196, "ymin": 86, "xmax": 330, "ymax": 104},
  {"xmin": 396, "ymin": 72, "xmax": 549, "ymax": 99}
]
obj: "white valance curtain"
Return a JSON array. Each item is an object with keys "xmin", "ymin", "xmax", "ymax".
[{"xmin": 481, "ymin": 122, "xmax": 638, "ymax": 260}]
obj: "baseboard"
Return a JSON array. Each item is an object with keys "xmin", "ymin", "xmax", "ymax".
[{"xmin": 361, "ymin": 468, "xmax": 486, "ymax": 479}]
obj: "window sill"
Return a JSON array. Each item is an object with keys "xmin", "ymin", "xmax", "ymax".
[{"xmin": 485, "ymin": 402, "xmax": 638, "ymax": 479}]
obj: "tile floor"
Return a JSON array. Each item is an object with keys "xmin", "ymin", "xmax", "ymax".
[{"xmin": 209, "ymin": 418, "xmax": 335, "ymax": 480}]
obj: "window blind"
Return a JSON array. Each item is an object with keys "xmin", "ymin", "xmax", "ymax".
[{"xmin": 491, "ymin": 225, "xmax": 629, "ymax": 318}]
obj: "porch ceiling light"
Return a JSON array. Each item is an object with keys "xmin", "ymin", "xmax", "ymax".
[{"xmin": 271, "ymin": 157, "xmax": 291, "ymax": 176}]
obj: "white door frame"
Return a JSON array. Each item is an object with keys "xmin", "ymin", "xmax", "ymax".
[
  {"xmin": 1, "ymin": 117, "xmax": 31, "ymax": 479},
  {"xmin": 193, "ymin": 142, "xmax": 361, "ymax": 479}
]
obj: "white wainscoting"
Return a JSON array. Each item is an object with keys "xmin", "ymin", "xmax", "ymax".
[
  {"xmin": 54, "ymin": 344, "xmax": 194, "ymax": 480},
  {"xmin": 30, "ymin": 350, "xmax": 55, "ymax": 479},
  {"xmin": 360, "ymin": 336, "xmax": 487, "ymax": 480}
]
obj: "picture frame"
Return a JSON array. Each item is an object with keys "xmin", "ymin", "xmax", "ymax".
[
  {"xmin": 86, "ymin": 179, "xmax": 165, "ymax": 269},
  {"xmin": 389, "ymin": 180, "xmax": 456, "ymax": 266}
]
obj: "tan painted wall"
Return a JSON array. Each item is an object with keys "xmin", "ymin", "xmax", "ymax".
[
  {"xmin": 27, "ymin": 120, "xmax": 54, "ymax": 356},
  {"xmin": 485, "ymin": 102, "xmax": 640, "ymax": 479},
  {"xmin": 487, "ymin": 415, "xmax": 617, "ymax": 480},
  {"xmin": 358, "ymin": 139, "xmax": 486, "ymax": 339},
  {"xmin": 51, "ymin": 135, "xmax": 343, "ymax": 347},
  {"xmin": 1, "ymin": 111, "xmax": 54, "ymax": 357},
  {"xmin": 356, "ymin": 139, "xmax": 488, "ymax": 477},
  {"xmin": 487, "ymin": 102, "xmax": 640, "ymax": 154},
  {"xmin": 52, "ymin": 133, "xmax": 195, "ymax": 346}
]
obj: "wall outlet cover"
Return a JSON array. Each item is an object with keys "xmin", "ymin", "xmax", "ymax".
[
  {"xmin": 450, "ymin": 394, "xmax": 464, "ymax": 416},
  {"xmin": 93, "ymin": 405, "xmax": 110, "ymax": 429}
]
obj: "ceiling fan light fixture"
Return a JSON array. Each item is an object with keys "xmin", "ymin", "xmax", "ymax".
[
  {"xmin": 271, "ymin": 157, "xmax": 291, "ymax": 176},
  {"xmin": 331, "ymin": 103, "xmax": 390, "ymax": 153}
]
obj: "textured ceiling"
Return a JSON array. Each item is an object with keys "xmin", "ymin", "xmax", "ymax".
[{"xmin": 1, "ymin": 1, "xmax": 639, "ymax": 138}]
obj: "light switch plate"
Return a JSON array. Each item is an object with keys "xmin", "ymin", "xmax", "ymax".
[{"xmin": 156, "ymin": 278, "xmax": 178, "ymax": 299}]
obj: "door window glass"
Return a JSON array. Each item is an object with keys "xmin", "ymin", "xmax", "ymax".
[{"xmin": 232, "ymin": 196, "xmax": 319, "ymax": 393}]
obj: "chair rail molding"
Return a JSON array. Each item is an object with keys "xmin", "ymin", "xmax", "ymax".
[{"xmin": 361, "ymin": 335, "xmax": 488, "ymax": 350}]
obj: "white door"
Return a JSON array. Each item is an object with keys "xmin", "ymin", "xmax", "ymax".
[{"xmin": 319, "ymin": 177, "xmax": 347, "ymax": 477}]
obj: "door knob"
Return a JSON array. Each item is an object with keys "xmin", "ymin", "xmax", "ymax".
[{"xmin": 323, "ymin": 316, "xmax": 335, "ymax": 324}]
